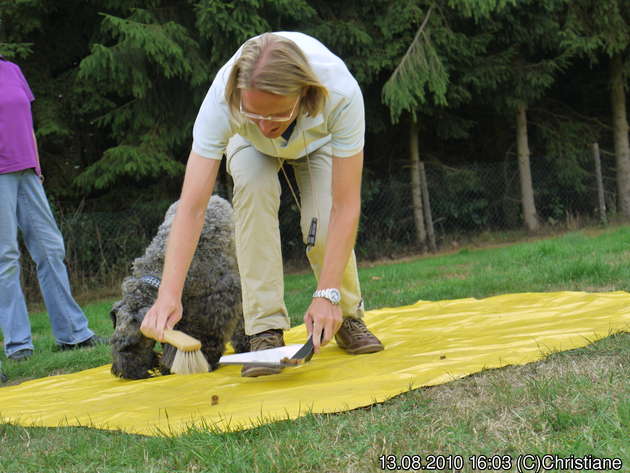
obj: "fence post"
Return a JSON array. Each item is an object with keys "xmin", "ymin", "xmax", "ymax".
[
  {"xmin": 419, "ymin": 161, "xmax": 436, "ymax": 252},
  {"xmin": 592, "ymin": 142, "xmax": 607, "ymax": 225}
]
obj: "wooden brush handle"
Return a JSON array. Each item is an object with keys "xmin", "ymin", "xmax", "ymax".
[{"xmin": 162, "ymin": 329, "xmax": 201, "ymax": 351}]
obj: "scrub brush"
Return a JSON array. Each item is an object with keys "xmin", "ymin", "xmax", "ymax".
[{"xmin": 162, "ymin": 329, "xmax": 209, "ymax": 375}]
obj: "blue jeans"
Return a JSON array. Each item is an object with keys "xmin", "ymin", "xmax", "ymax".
[{"xmin": 0, "ymin": 170, "xmax": 94, "ymax": 356}]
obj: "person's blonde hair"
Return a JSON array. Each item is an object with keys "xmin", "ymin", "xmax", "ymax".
[{"xmin": 225, "ymin": 33, "xmax": 328, "ymax": 118}]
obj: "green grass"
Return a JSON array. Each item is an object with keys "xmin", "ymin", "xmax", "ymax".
[{"xmin": 1, "ymin": 226, "xmax": 629, "ymax": 472}]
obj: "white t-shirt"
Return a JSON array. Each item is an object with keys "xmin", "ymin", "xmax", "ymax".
[{"xmin": 192, "ymin": 32, "xmax": 365, "ymax": 160}]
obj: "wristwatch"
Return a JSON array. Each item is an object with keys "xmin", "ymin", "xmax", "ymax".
[{"xmin": 313, "ymin": 288, "xmax": 341, "ymax": 305}]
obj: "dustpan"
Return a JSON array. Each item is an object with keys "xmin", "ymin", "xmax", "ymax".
[{"xmin": 219, "ymin": 336, "xmax": 315, "ymax": 369}]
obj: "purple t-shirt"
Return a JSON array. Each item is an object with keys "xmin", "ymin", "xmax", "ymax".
[{"xmin": 0, "ymin": 59, "xmax": 39, "ymax": 175}]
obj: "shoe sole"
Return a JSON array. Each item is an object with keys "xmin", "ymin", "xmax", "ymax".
[
  {"xmin": 241, "ymin": 366, "xmax": 283, "ymax": 377},
  {"xmin": 337, "ymin": 343, "xmax": 384, "ymax": 355},
  {"xmin": 7, "ymin": 351, "xmax": 33, "ymax": 362},
  {"xmin": 58, "ymin": 336, "xmax": 109, "ymax": 351}
]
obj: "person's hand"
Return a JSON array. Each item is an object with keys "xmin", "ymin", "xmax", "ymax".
[
  {"xmin": 140, "ymin": 293, "xmax": 183, "ymax": 342},
  {"xmin": 39, "ymin": 174, "xmax": 44, "ymax": 183},
  {"xmin": 304, "ymin": 298, "xmax": 343, "ymax": 353}
]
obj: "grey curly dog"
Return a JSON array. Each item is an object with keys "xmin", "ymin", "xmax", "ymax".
[{"xmin": 110, "ymin": 196, "xmax": 249, "ymax": 379}]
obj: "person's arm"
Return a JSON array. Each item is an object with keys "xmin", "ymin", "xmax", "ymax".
[
  {"xmin": 304, "ymin": 150, "xmax": 363, "ymax": 352},
  {"xmin": 140, "ymin": 151, "xmax": 221, "ymax": 341},
  {"xmin": 15, "ymin": 64, "xmax": 39, "ymax": 179},
  {"xmin": 32, "ymin": 130, "xmax": 43, "ymax": 181}
]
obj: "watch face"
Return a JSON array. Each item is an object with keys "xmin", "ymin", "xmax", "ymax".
[
  {"xmin": 313, "ymin": 288, "xmax": 341, "ymax": 304},
  {"xmin": 329, "ymin": 289, "xmax": 341, "ymax": 304}
]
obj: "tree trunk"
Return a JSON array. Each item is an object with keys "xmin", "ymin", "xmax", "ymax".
[
  {"xmin": 515, "ymin": 103, "xmax": 539, "ymax": 231},
  {"xmin": 610, "ymin": 54, "xmax": 630, "ymax": 218},
  {"xmin": 419, "ymin": 161, "xmax": 436, "ymax": 252},
  {"xmin": 592, "ymin": 142, "xmax": 607, "ymax": 225},
  {"xmin": 409, "ymin": 121, "xmax": 427, "ymax": 249}
]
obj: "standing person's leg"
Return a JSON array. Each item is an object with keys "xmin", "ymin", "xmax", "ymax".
[
  {"xmin": 0, "ymin": 171, "xmax": 34, "ymax": 358},
  {"xmin": 16, "ymin": 170, "xmax": 95, "ymax": 347},
  {"xmin": 292, "ymin": 146, "xmax": 383, "ymax": 354}
]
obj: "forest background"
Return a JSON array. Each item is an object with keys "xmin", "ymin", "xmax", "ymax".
[{"xmin": 1, "ymin": 0, "xmax": 629, "ymax": 297}]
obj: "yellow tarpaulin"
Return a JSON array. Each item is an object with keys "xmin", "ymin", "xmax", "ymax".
[{"xmin": 1, "ymin": 291, "xmax": 629, "ymax": 436}]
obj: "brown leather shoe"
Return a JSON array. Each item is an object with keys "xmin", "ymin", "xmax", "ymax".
[
  {"xmin": 241, "ymin": 329, "xmax": 285, "ymax": 377},
  {"xmin": 335, "ymin": 318, "xmax": 384, "ymax": 354}
]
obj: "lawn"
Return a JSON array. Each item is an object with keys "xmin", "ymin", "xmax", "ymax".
[{"xmin": 1, "ymin": 226, "xmax": 629, "ymax": 472}]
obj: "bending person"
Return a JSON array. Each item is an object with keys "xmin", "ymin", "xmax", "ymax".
[{"xmin": 141, "ymin": 32, "xmax": 383, "ymax": 377}]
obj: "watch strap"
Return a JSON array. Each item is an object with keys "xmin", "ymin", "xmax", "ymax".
[{"xmin": 312, "ymin": 288, "xmax": 341, "ymax": 304}]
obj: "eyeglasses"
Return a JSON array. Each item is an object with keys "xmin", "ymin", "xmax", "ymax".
[{"xmin": 239, "ymin": 95, "xmax": 300, "ymax": 122}]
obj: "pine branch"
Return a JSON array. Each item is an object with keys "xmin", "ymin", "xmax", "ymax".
[
  {"xmin": 0, "ymin": 42, "xmax": 33, "ymax": 59},
  {"xmin": 388, "ymin": 6, "xmax": 434, "ymax": 86},
  {"xmin": 382, "ymin": 6, "xmax": 451, "ymax": 122}
]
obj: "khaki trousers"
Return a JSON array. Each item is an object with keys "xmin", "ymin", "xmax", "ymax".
[{"xmin": 226, "ymin": 135, "xmax": 364, "ymax": 335}]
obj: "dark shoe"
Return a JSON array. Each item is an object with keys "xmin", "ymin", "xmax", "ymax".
[
  {"xmin": 241, "ymin": 329, "xmax": 285, "ymax": 378},
  {"xmin": 7, "ymin": 348, "xmax": 33, "ymax": 361},
  {"xmin": 58, "ymin": 335, "xmax": 109, "ymax": 351},
  {"xmin": 335, "ymin": 318, "xmax": 384, "ymax": 354}
]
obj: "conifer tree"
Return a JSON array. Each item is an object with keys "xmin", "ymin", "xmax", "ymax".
[
  {"xmin": 380, "ymin": 0, "xmax": 514, "ymax": 243},
  {"xmin": 563, "ymin": 0, "xmax": 630, "ymax": 218},
  {"xmin": 75, "ymin": 2, "xmax": 207, "ymax": 190},
  {"xmin": 381, "ymin": 4, "xmax": 445, "ymax": 250},
  {"xmin": 76, "ymin": 0, "xmax": 318, "ymax": 190},
  {"xmin": 465, "ymin": 0, "xmax": 571, "ymax": 231}
]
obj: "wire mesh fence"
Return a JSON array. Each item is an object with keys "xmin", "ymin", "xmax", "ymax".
[{"xmin": 18, "ymin": 147, "xmax": 620, "ymax": 301}]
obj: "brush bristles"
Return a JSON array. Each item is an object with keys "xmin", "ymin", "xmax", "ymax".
[
  {"xmin": 162, "ymin": 329, "xmax": 209, "ymax": 375},
  {"xmin": 170, "ymin": 349, "xmax": 210, "ymax": 375}
]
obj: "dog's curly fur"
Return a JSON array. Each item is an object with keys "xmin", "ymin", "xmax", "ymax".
[{"xmin": 110, "ymin": 196, "xmax": 249, "ymax": 379}]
